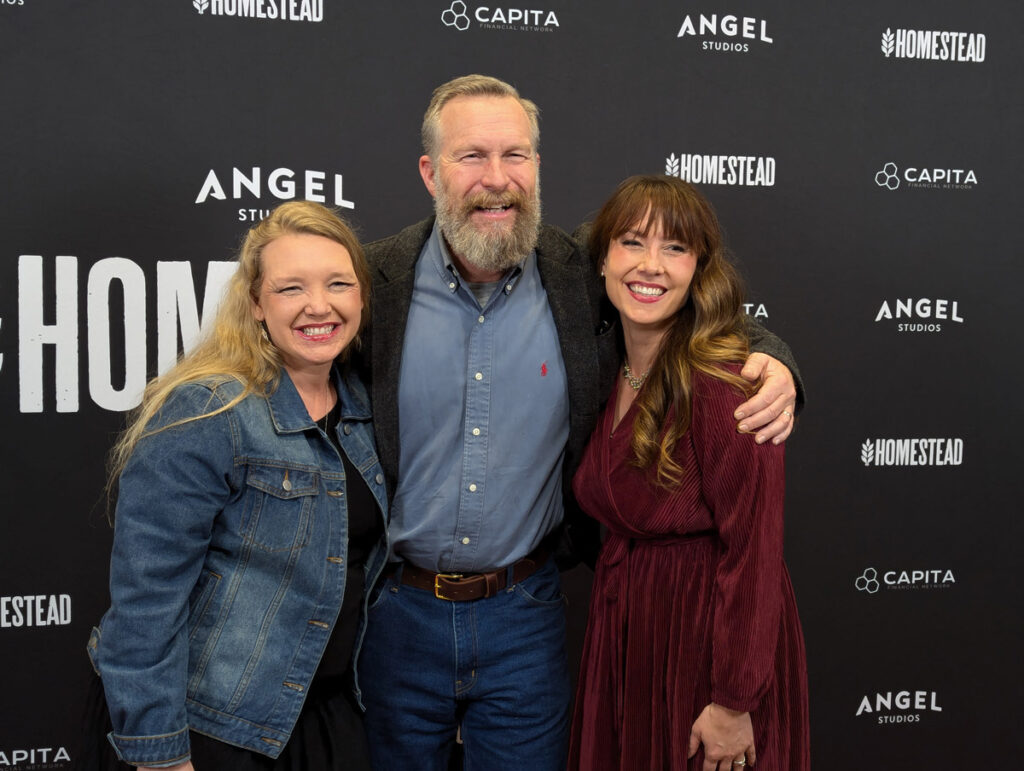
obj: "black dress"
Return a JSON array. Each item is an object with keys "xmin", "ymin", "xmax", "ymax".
[{"xmin": 77, "ymin": 401, "xmax": 383, "ymax": 770}]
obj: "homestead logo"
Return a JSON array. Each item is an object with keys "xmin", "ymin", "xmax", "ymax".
[
  {"xmin": 861, "ymin": 437, "xmax": 963, "ymax": 466},
  {"xmin": 195, "ymin": 166, "xmax": 355, "ymax": 221},
  {"xmin": 874, "ymin": 298, "xmax": 963, "ymax": 333},
  {"xmin": 441, "ymin": 1, "xmax": 559, "ymax": 32},
  {"xmin": 856, "ymin": 690, "xmax": 943, "ymax": 724},
  {"xmin": 0, "ymin": 746, "xmax": 71, "ymax": 768},
  {"xmin": 881, "ymin": 27, "xmax": 985, "ymax": 62},
  {"xmin": 0, "ymin": 594, "xmax": 72, "ymax": 628},
  {"xmin": 875, "ymin": 161, "xmax": 977, "ymax": 191},
  {"xmin": 677, "ymin": 13, "xmax": 773, "ymax": 52},
  {"xmin": 665, "ymin": 153, "xmax": 775, "ymax": 186},
  {"xmin": 194, "ymin": 0, "xmax": 323, "ymax": 22},
  {"xmin": 855, "ymin": 566, "xmax": 956, "ymax": 594}
]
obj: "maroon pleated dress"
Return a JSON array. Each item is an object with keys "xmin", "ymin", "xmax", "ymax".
[{"xmin": 568, "ymin": 370, "xmax": 810, "ymax": 770}]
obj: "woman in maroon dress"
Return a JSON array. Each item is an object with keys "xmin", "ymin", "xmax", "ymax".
[{"xmin": 569, "ymin": 176, "xmax": 809, "ymax": 771}]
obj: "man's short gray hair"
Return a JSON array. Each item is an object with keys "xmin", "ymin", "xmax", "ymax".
[{"xmin": 421, "ymin": 74, "xmax": 540, "ymax": 160}]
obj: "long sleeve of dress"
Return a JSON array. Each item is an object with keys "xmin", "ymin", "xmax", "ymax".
[{"xmin": 690, "ymin": 371, "xmax": 786, "ymax": 713}]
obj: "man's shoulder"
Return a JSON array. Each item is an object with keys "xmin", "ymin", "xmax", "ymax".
[
  {"xmin": 536, "ymin": 222, "xmax": 585, "ymax": 265},
  {"xmin": 365, "ymin": 217, "xmax": 435, "ymax": 275}
]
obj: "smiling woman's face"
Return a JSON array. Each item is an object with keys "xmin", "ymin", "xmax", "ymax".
[
  {"xmin": 251, "ymin": 233, "xmax": 363, "ymax": 378},
  {"xmin": 601, "ymin": 219, "xmax": 698, "ymax": 342}
]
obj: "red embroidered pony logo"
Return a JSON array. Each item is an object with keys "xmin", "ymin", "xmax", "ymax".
[{"xmin": 541, "ymin": 362, "xmax": 548, "ymax": 376}]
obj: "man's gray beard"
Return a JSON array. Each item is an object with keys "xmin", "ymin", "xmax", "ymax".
[{"xmin": 434, "ymin": 179, "xmax": 542, "ymax": 274}]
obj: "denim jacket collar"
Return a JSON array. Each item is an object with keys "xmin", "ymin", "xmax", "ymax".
[{"xmin": 267, "ymin": 364, "xmax": 372, "ymax": 434}]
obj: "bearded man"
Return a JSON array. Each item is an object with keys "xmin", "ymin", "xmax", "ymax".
[{"xmin": 357, "ymin": 74, "xmax": 801, "ymax": 770}]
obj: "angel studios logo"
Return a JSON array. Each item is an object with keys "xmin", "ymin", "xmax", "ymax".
[
  {"xmin": 192, "ymin": 0, "xmax": 323, "ymax": 22},
  {"xmin": 665, "ymin": 153, "xmax": 775, "ymax": 186},
  {"xmin": 856, "ymin": 690, "xmax": 943, "ymax": 724},
  {"xmin": 873, "ymin": 297, "xmax": 964, "ymax": 333},
  {"xmin": 194, "ymin": 166, "xmax": 355, "ymax": 221},
  {"xmin": 676, "ymin": 13, "xmax": 773, "ymax": 53},
  {"xmin": 880, "ymin": 27, "xmax": 985, "ymax": 62}
]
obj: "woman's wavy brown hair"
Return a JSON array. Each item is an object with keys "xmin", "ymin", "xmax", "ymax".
[{"xmin": 589, "ymin": 175, "xmax": 751, "ymax": 487}]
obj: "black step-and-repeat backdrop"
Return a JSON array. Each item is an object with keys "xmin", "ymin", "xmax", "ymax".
[{"xmin": 1, "ymin": 1, "xmax": 1021, "ymax": 768}]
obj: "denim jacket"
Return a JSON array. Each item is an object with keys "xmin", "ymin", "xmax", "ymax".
[{"xmin": 87, "ymin": 365, "xmax": 389, "ymax": 766}]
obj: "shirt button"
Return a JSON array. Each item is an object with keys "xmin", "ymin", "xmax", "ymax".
[
  {"xmin": 448, "ymin": 282, "xmax": 457, "ymax": 290},
  {"xmin": 471, "ymin": 427, "xmax": 481, "ymax": 436},
  {"xmin": 478, "ymin": 315, "xmax": 485, "ymax": 323},
  {"xmin": 505, "ymin": 284, "xmax": 513, "ymax": 292},
  {"xmin": 468, "ymin": 483, "xmax": 477, "ymax": 492},
  {"xmin": 343, "ymin": 424, "xmax": 352, "ymax": 435},
  {"xmin": 375, "ymin": 473, "xmax": 384, "ymax": 485},
  {"xmin": 474, "ymin": 372, "xmax": 483, "ymax": 381},
  {"xmin": 461, "ymin": 537, "xmax": 470, "ymax": 545}
]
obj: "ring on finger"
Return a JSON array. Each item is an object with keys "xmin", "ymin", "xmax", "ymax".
[
  {"xmin": 781, "ymin": 409, "xmax": 793, "ymax": 420},
  {"xmin": 732, "ymin": 759, "xmax": 747, "ymax": 767}
]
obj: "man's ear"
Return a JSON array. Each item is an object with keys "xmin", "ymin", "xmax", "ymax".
[{"xmin": 419, "ymin": 155, "xmax": 437, "ymax": 198}]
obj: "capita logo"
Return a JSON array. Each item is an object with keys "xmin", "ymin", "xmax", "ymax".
[
  {"xmin": 874, "ymin": 297, "xmax": 963, "ymax": 333},
  {"xmin": 880, "ymin": 27, "xmax": 985, "ymax": 62},
  {"xmin": 194, "ymin": 166, "xmax": 355, "ymax": 221},
  {"xmin": 856, "ymin": 690, "xmax": 943, "ymax": 725},
  {"xmin": 743, "ymin": 303, "xmax": 768, "ymax": 321},
  {"xmin": 855, "ymin": 566, "xmax": 956, "ymax": 595},
  {"xmin": 861, "ymin": 437, "xmax": 963, "ymax": 467},
  {"xmin": 665, "ymin": 153, "xmax": 775, "ymax": 186},
  {"xmin": 874, "ymin": 161, "xmax": 977, "ymax": 191},
  {"xmin": 0, "ymin": 746, "xmax": 70, "ymax": 769},
  {"xmin": 0, "ymin": 595, "xmax": 72, "ymax": 628},
  {"xmin": 440, "ymin": 1, "xmax": 560, "ymax": 32},
  {"xmin": 192, "ymin": 0, "xmax": 323, "ymax": 23},
  {"xmin": 676, "ymin": 13, "xmax": 773, "ymax": 53}
]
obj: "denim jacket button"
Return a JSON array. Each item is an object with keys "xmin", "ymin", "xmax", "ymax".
[
  {"xmin": 374, "ymin": 473, "xmax": 384, "ymax": 485},
  {"xmin": 282, "ymin": 478, "xmax": 293, "ymax": 492},
  {"xmin": 343, "ymin": 424, "xmax": 352, "ymax": 435}
]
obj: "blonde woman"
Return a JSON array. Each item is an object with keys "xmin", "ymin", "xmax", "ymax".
[{"xmin": 80, "ymin": 202, "xmax": 386, "ymax": 770}]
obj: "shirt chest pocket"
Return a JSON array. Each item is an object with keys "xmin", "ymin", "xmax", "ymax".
[{"xmin": 240, "ymin": 463, "xmax": 319, "ymax": 552}]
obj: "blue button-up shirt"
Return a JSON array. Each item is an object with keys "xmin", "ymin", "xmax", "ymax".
[{"xmin": 391, "ymin": 224, "xmax": 570, "ymax": 572}]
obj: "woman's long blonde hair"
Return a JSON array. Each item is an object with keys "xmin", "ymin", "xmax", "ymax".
[
  {"xmin": 107, "ymin": 201, "xmax": 370, "ymax": 503},
  {"xmin": 589, "ymin": 175, "xmax": 751, "ymax": 487}
]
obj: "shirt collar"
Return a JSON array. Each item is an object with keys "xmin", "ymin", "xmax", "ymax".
[{"xmin": 427, "ymin": 221, "xmax": 527, "ymax": 296}]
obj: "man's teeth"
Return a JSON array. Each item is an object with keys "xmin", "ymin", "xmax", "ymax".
[
  {"xmin": 478, "ymin": 205, "xmax": 511, "ymax": 211},
  {"xmin": 629, "ymin": 284, "xmax": 665, "ymax": 297},
  {"xmin": 302, "ymin": 325, "xmax": 335, "ymax": 335}
]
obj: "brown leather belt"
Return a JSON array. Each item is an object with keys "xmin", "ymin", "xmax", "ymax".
[{"xmin": 388, "ymin": 543, "xmax": 552, "ymax": 601}]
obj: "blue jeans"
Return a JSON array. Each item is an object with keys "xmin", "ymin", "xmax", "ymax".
[{"xmin": 360, "ymin": 559, "xmax": 571, "ymax": 770}]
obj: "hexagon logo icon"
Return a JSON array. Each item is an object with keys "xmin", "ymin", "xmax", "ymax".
[
  {"xmin": 442, "ymin": 1, "xmax": 471, "ymax": 31},
  {"xmin": 875, "ymin": 162, "xmax": 900, "ymax": 190},
  {"xmin": 855, "ymin": 567, "xmax": 880, "ymax": 594}
]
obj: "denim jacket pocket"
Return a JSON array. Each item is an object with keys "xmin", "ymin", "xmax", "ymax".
[
  {"xmin": 187, "ymin": 569, "xmax": 222, "ymax": 640},
  {"xmin": 240, "ymin": 463, "xmax": 319, "ymax": 552}
]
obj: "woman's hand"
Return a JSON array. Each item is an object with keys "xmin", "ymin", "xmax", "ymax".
[
  {"xmin": 687, "ymin": 702, "xmax": 756, "ymax": 771},
  {"xmin": 735, "ymin": 353, "xmax": 797, "ymax": 445},
  {"xmin": 138, "ymin": 763, "xmax": 194, "ymax": 771}
]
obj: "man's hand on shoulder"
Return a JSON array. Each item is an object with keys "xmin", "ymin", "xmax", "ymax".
[{"xmin": 735, "ymin": 353, "xmax": 796, "ymax": 445}]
